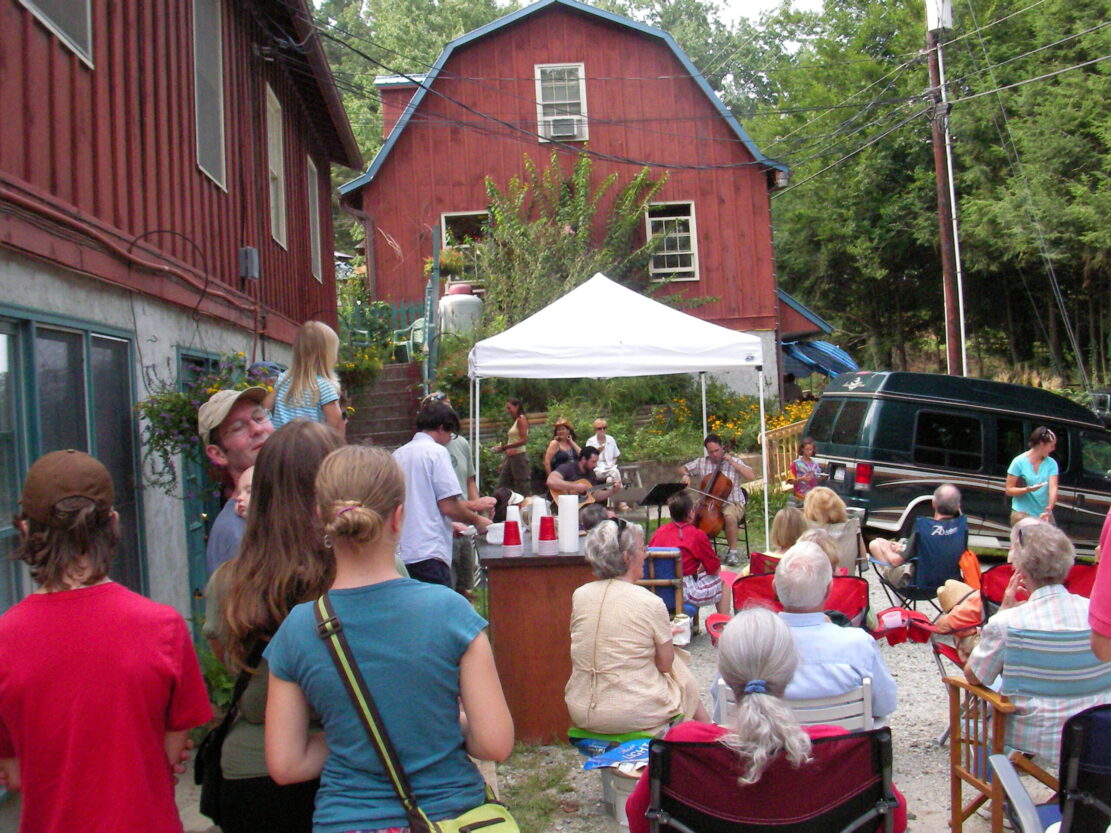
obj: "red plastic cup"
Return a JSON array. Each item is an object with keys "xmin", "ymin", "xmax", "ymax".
[
  {"xmin": 539, "ymin": 515, "xmax": 557, "ymax": 540},
  {"xmin": 502, "ymin": 520, "xmax": 522, "ymax": 547}
]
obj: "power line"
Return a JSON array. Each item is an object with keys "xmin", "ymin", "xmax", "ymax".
[
  {"xmin": 950, "ymin": 53, "xmax": 1111, "ymax": 103},
  {"xmin": 947, "ymin": 20, "xmax": 1111, "ymax": 89}
]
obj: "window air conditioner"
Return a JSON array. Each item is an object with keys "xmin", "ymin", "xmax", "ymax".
[{"xmin": 548, "ymin": 117, "xmax": 581, "ymax": 139}]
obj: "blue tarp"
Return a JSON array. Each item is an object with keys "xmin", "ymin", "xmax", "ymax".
[{"xmin": 782, "ymin": 340, "xmax": 859, "ymax": 378}]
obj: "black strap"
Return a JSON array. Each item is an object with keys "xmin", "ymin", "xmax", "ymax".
[
  {"xmin": 222, "ymin": 639, "xmax": 266, "ymax": 727},
  {"xmin": 313, "ymin": 594, "xmax": 435, "ymax": 833}
]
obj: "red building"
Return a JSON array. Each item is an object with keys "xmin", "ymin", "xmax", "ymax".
[
  {"xmin": 0, "ymin": 0, "xmax": 360, "ymax": 616},
  {"xmin": 340, "ymin": 0, "xmax": 826, "ymax": 383}
]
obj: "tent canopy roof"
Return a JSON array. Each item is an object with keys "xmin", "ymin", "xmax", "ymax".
[{"xmin": 468, "ymin": 274, "xmax": 764, "ymax": 379}]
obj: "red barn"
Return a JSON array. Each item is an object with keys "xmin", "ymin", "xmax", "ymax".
[
  {"xmin": 340, "ymin": 0, "xmax": 827, "ymax": 391},
  {"xmin": 0, "ymin": 0, "xmax": 360, "ymax": 616}
]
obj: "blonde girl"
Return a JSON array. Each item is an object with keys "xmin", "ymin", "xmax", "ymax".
[
  {"xmin": 265, "ymin": 445, "xmax": 513, "ymax": 832},
  {"xmin": 270, "ymin": 321, "xmax": 344, "ymax": 436}
]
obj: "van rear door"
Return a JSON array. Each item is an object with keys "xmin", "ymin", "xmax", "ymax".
[{"xmin": 1064, "ymin": 428, "xmax": 1111, "ymax": 552}]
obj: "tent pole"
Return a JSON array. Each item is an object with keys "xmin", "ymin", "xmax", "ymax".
[
  {"xmin": 474, "ymin": 376, "xmax": 481, "ymax": 491},
  {"xmin": 757, "ymin": 366, "xmax": 769, "ymax": 546},
  {"xmin": 700, "ymin": 372, "xmax": 707, "ymax": 438}
]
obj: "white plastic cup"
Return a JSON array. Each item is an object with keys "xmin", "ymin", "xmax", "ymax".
[{"xmin": 881, "ymin": 610, "xmax": 903, "ymax": 630}]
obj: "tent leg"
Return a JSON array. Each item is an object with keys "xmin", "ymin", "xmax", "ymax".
[
  {"xmin": 700, "ymin": 372, "xmax": 708, "ymax": 439},
  {"xmin": 758, "ymin": 366, "xmax": 769, "ymax": 546},
  {"xmin": 474, "ymin": 377, "xmax": 481, "ymax": 491}
]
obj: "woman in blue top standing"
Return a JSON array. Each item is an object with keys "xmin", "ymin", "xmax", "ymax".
[
  {"xmin": 269, "ymin": 321, "xmax": 345, "ymax": 438},
  {"xmin": 264, "ymin": 445, "xmax": 514, "ymax": 833},
  {"xmin": 1006, "ymin": 426, "xmax": 1059, "ymax": 525}
]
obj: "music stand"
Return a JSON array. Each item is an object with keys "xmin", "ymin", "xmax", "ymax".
[{"xmin": 641, "ymin": 482, "xmax": 688, "ymax": 530}]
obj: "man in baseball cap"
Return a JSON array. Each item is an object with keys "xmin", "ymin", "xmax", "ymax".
[{"xmin": 197, "ymin": 387, "xmax": 274, "ymax": 574}]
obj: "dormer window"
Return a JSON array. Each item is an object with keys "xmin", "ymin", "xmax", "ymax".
[{"xmin": 535, "ymin": 63, "xmax": 587, "ymax": 142}]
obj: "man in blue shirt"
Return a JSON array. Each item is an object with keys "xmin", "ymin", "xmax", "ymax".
[{"xmin": 774, "ymin": 542, "xmax": 898, "ymax": 721}]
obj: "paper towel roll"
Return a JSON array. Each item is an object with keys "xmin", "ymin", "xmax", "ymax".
[
  {"xmin": 557, "ymin": 495, "xmax": 580, "ymax": 553},
  {"xmin": 530, "ymin": 499, "xmax": 549, "ymax": 551}
]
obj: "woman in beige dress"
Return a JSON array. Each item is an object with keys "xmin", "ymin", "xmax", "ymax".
[{"xmin": 565, "ymin": 519, "xmax": 708, "ymax": 735}]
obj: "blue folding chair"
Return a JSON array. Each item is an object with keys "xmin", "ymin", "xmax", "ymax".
[
  {"xmin": 991, "ymin": 703, "xmax": 1111, "ymax": 832},
  {"xmin": 638, "ymin": 547, "xmax": 699, "ymax": 625},
  {"xmin": 876, "ymin": 514, "xmax": 968, "ymax": 611}
]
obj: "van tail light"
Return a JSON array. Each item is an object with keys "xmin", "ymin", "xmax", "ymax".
[{"xmin": 854, "ymin": 463, "xmax": 874, "ymax": 489}]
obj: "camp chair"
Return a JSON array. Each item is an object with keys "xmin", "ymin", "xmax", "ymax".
[
  {"xmin": 1064, "ymin": 562, "xmax": 1097, "ymax": 598},
  {"xmin": 643, "ymin": 728, "xmax": 898, "ymax": 833},
  {"xmin": 943, "ymin": 628, "xmax": 1111, "ymax": 833},
  {"xmin": 875, "ymin": 514, "xmax": 968, "ymax": 612},
  {"xmin": 713, "ymin": 675, "xmax": 875, "ymax": 730},
  {"xmin": 731, "ymin": 573, "xmax": 870, "ymax": 628},
  {"xmin": 990, "ymin": 703, "xmax": 1111, "ymax": 833},
  {"xmin": 639, "ymin": 547, "xmax": 699, "ymax": 632},
  {"xmin": 747, "ymin": 551, "xmax": 780, "ymax": 575}
]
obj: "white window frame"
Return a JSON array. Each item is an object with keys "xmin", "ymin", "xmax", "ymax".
[
  {"xmin": 534, "ymin": 63, "xmax": 588, "ymax": 143},
  {"xmin": 19, "ymin": 0, "xmax": 93, "ymax": 67},
  {"xmin": 266, "ymin": 84, "xmax": 287, "ymax": 248},
  {"xmin": 440, "ymin": 211, "xmax": 489, "ymax": 249},
  {"xmin": 307, "ymin": 155, "xmax": 322, "ymax": 282},
  {"xmin": 193, "ymin": 0, "xmax": 226, "ymax": 188},
  {"xmin": 646, "ymin": 202, "xmax": 699, "ymax": 282}
]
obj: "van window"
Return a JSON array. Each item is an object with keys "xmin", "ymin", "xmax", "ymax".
[
  {"xmin": 914, "ymin": 411, "xmax": 983, "ymax": 471},
  {"xmin": 997, "ymin": 418, "xmax": 1026, "ymax": 468},
  {"xmin": 807, "ymin": 399, "xmax": 839, "ymax": 443},
  {"xmin": 1079, "ymin": 431, "xmax": 1111, "ymax": 480},
  {"xmin": 831, "ymin": 401, "xmax": 868, "ymax": 445}
]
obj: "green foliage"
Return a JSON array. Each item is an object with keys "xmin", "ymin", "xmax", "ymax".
[{"xmin": 197, "ymin": 639, "xmax": 235, "ymax": 711}]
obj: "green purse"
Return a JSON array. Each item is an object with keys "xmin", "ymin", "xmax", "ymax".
[{"xmin": 313, "ymin": 595, "xmax": 518, "ymax": 833}]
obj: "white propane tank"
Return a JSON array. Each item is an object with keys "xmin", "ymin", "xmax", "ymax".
[{"xmin": 438, "ymin": 284, "xmax": 483, "ymax": 336}]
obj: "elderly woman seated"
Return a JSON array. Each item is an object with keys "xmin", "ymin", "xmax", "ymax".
[
  {"xmin": 802, "ymin": 487, "xmax": 866, "ymax": 573},
  {"xmin": 624, "ymin": 607, "xmax": 907, "ymax": 833},
  {"xmin": 964, "ymin": 522, "xmax": 1111, "ymax": 766},
  {"xmin": 565, "ymin": 519, "xmax": 709, "ymax": 735}
]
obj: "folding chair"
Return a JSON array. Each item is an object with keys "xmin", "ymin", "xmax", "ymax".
[
  {"xmin": 990, "ymin": 703, "xmax": 1111, "ymax": 833},
  {"xmin": 644, "ymin": 728, "xmax": 898, "ymax": 833},
  {"xmin": 639, "ymin": 547, "xmax": 699, "ymax": 632},
  {"xmin": 876, "ymin": 515, "xmax": 968, "ymax": 612},
  {"xmin": 944, "ymin": 629, "xmax": 1111, "ymax": 833},
  {"xmin": 712, "ymin": 676, "xmax": 875, "ymax": 730},
  {"xmin": 732, "ymin": 573, "xmax": 871, "ymax": 628},
  {"xmin": 747, "ymin": 551, "xmax": 780, "ymax": 575}
]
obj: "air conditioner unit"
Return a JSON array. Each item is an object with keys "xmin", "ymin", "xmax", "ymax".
[{"xmin": 547, "ymin": 116, "xmax": 582, "ymax": 139}]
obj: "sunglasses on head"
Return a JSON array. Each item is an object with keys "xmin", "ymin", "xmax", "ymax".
[{"xmin": 609, "ymin": 517, "xmax": 627, "ymax": 534}]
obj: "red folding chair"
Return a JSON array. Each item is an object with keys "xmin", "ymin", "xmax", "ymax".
[
  {"xmin": 731, "ymin": 573, "xmax": 871, "ymax": 628},
  {"xmin": 747, "ymin": 551, "xmax": 780, "ymax": 575},
  {"xmin": 1065, "ymin": 562, "xmax": 1097, "ymax": 598}
]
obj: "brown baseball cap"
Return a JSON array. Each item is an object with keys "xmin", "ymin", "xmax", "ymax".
[
  {"xmin": 20, "ymin": 449, "xmax": 114, "ymax": 526},
  {"xmin": 197, "ymin": 387, "xmax": 268, "ymax": 446}
]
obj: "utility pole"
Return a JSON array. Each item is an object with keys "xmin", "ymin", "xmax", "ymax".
[{"xmin": 926, "ymin": 0, "xmax": 966, "ymax": 376}]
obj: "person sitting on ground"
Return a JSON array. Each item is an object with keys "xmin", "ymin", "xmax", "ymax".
[
  {"xmin": 624, "ymin": 606, "xmax": 907, "ymax": 833},
  {"xmin": 0, "ymin": 450, "xmax": 212, "ymax": 833},
  {"xmin": 775, "ymin": 542, "xmax": 897, "ymax": 720},
  {"xmin": 649, "ymin": 492, "xmax": 730, "ymax": 615},
  {"xmin": 543, "ymin": 418, "xmax": 581, "ymax": 475},
  {"xmin": 802, "ymin": 486, "xmax": 865, "ymax": 573},
  {"xmin": 869, "ymin": 484, "xmax": 963, "ymax": 588},
  {"xmin": 678, "ymin": 434, "xmax": 755, "ymax": 567},
  {"xmin": 565, "ymin": 519, "xmax": 709, "ymax": 735},
  {"xmin": 547, "ymin": 446, "xmax": 621, "ymax": 508},
  {"xmin": 964, "ymin": 523, "xmax": 1111, "ymax": 766}
]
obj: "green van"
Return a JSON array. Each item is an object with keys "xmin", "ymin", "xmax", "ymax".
[{"xmin": 803, "ymin": 371, "xmax": 1111, "ymax": 555}]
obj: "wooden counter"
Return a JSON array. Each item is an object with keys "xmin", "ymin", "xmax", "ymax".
[{"xmin": 479, "ymin": 543, "xmax": 594, "ymax": 744}]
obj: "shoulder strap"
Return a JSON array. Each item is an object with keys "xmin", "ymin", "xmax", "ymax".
[
  {"xmin": 215, "ymin": 638, "xmax": 266, "ymax": 733},
  {"xmin": 313, "ymin": 594, "xmax": 437, "ymax": 833}
]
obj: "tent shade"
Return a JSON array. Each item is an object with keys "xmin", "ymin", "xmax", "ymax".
[{"xmin": 468, "ymin": 274, "xmax": 763, "ymax": 379}]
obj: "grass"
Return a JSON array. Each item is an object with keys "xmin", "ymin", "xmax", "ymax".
[{"xmin": 499, "ymin": 744, "xmax": 578, "ymax": 831}]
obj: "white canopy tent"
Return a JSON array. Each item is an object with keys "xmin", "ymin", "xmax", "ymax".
[{"xmin": 467, "ymin": 273, "xmax": 772, "ymax": 541}]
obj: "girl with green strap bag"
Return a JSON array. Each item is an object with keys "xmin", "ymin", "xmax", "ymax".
[{"xmin": 264, "ymin": 445, "xmax": 516, "ymax": 833}]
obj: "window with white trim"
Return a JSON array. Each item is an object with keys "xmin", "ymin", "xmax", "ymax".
[
  {"xmin": 193, "ymin": 0, "xmax": 226, "ymax": 186},
  {"xmin": 441, "ymin": 212, "xmax": 489, "ymax": 248},
  {"xmin": 266, "ymin": 85, "xmax": 287, "ymax": 247},
  {"xmin": 647, "ymin": 202, "xmax": 698, "ymax": 281},
  {"xmin": 535, "ymin": 64, "xmax": 588, "ymax": 142},
  {"xmin": 307, "ymin": 156, "xmax": 322, "ymax": 282},
  {"xmin": 19, "ymin": 0, "xmax": 92, "ymax": 66}
]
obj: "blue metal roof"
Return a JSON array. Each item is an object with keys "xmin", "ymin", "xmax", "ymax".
[
  {"xmin": 782, "ymin": 341, "xmax": 859, "ymax": 378},
  {"xmin": 777, "ymin": 288, "xmax": 833, "ymax": 335},
  {"xmin": 339, "ymin": 0, "xmax": 788, "ymax": 198}
]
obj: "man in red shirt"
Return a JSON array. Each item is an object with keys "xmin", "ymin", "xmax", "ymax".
[{"xmin": 649, "ymin": 492, "xmax": 731, "ymax": 615}]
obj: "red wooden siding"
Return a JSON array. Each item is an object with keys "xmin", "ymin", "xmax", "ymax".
[
  {"xmin": 0, "ymin": 0, "xmax": 343, "ymax": 340},
  {"xmin": 360, "ymin": 5, "xmax": 778, "ymax": 331}
]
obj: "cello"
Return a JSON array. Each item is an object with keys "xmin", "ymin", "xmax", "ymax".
[{"xmin": 690, "ymin": 454, "xmax": 733, "ymax": 539}]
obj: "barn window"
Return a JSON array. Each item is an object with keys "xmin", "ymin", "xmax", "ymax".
[
  {"xmin": 266, "ymin": 85, "xmax": 287, "ymax": 248},
  {"xmin": 307, "ymin": 156, "xmax": 322, "ymax": 281},
  {"xmin": 441, "ymin": 212, "xmax": 489, "ymax": 248},
  {"xmin": 535, "ymin": 64, "xmax": 588, "ymax": 142},
  {"xmin": 646, "ymin": 202, "xmax": 698, "ymax": 281},
  {"xmin": 19, "ymin": 0, "xmax": 92, "ymax": 66},
  {"xmin": 193, "ymin": 0, "xmax": 226, "ymax": 187}
]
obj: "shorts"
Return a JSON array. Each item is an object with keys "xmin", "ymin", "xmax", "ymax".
[
  {"xmin": 722, "ymin": 502, "xmax": 743, "ymax": 523},
  {"xmin": 405, "ymin": 558, "xmax": 452, "ymax": 587},
  {"xmin": 683, "ymin": 572, "xmax": 723, "ymax": 606}
]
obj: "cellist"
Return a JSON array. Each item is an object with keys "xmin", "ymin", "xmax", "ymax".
[{"xmin": 677, "ymin": 434, "xmax": 756, "ymax": 567}]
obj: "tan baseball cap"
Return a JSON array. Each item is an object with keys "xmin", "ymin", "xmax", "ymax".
[
  {"xmin": 20, "ymin": 449, "xmax": 114, "ymax": 526},
  {"xmin": 198, "ymin": 387, "xmax": 268, "ymax": 446}
]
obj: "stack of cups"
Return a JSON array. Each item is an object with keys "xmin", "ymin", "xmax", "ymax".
[
  {"xmin": 505, "ymin": 503, "xmax": 522, "ymax": 529},
  {"xmin": 536, "ymin": 515, "xmax": 559, "ymax": 556},
  {"xmin": 502, "ymin": 520, "xmax": 523, "ymax": 557},
  {"xmin": 530, "ymin": 498, "xmax": 549, "ymax": 551}
]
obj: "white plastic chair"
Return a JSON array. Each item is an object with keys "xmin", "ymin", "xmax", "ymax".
[{"xmin": 712, "ymin": 675, "xmax": 874, "ymax": 730}]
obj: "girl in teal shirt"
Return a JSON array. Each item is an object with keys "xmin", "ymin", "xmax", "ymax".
[{"xmin": 1006, "ymin": 426, "xmax": 1059, "ymax": 525}]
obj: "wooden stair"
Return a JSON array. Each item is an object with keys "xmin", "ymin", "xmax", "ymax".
[{"xmin": 345, "ymin": 362, "xmax": 422, "ymax": 449}]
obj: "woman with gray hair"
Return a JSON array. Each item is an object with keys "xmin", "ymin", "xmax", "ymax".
[
  {"xmin": 564, "ymin": 519, "xmax": 708, "ymax": 734},
  {"xmin": 623, "ymin": 607, "xmax": 907, "ymax": 833},
  {"xmin": 965, "ymin": 523, "xmax": 1111, "ymax": 764}
]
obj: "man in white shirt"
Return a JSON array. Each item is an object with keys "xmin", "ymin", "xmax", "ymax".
[
  {"xmin": 775, "ymin": 542, "xmax": 898, "ymax": 720},
  {"xmin": 393, "ymin": 402, "xmax": 491, "ymax": 586}
]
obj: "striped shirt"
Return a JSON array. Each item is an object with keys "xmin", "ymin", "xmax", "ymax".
[
  {"xmin": 270, "ymin": 373, "xmax": 339, "ymax": 428},
  {"xmin": 966, "ymin": 584, "xmax": 1111, "ymax": 764}
]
